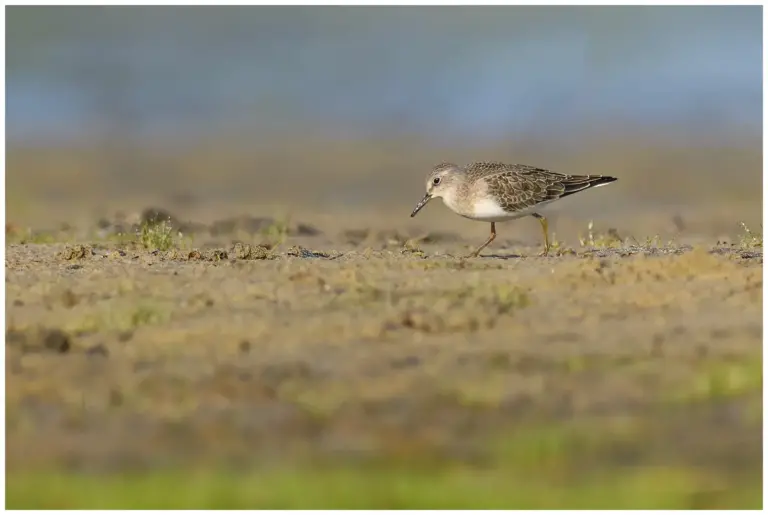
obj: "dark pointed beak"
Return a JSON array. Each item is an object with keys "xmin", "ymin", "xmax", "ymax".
[{"xmin": 410, "ymin": 193, "xmax": 432, "ymax": 217}]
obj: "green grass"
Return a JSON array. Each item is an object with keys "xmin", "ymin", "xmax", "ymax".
[
  {"xmin": 578, "ymin": 220, "xmax": 624, "ymax": 249},
  {"xmin": 8, "ymin": 415, "xmax": 761, "ymax": 509},
  {"xmin": 667, "ymin": 358, "xmax": 762, "ymax": 403},
  {"xmin": 62, "ymin": 302, "xmax": 171, "ymax": 334},
  {"xmin": 7, "ymin": 464, "xmax": 760, "ymax": 509},
  {"xmin": 6, "ymin": 358, "xmax": 761, "ymax": 509},
  {"xmin": 259, "ymin": 216, "xmax": 291, "ymax": 248},
  {"xmin": 738, "ymin": 222, "xmax": 763, "ymax": 249},
  {"xmin": 138, "ymin": 219, "xmax": 176, "ymax": 251}
]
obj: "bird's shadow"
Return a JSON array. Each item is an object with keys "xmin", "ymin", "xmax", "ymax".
[
  {"xmin": 479, "ymin": 253, "xmax": 524, "ymax": 260},
  {"xmin": 444, "ymin": 253, "xmax": 524, "ymax": 260}
]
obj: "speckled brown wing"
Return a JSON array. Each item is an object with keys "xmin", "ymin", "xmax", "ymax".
[{"xmin": 471, "ymin": 162, "xmax": 617, "ymax": 213}]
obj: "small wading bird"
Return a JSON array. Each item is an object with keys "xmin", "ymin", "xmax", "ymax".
[{"xmin": 410, "ymin": 162, "xmax": 618, "ymax": 258}]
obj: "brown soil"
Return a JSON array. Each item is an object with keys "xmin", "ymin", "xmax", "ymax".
[
  {"xmin": 6, "ymin": 236, "xmax": 762, "ymax": 474},
  {"xmin": 5, "ymin": 135, "xmax": 763, "ymax": 498}
]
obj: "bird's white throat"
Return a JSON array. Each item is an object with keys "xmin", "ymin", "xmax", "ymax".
[{"xmin": 438, "ymin": 188, "xmax": 465, "ymax": 216}]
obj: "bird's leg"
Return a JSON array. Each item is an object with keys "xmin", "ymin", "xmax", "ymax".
[
  {"xmin": 532, "ymin": 213, "xmax": 550, "ymax": 256},
  {"xmin": 465, "ymin": 222, "xmax": 496, "ymax": 258}
]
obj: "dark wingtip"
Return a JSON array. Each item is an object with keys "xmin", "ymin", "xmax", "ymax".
[
  {"xmin": 560, "ymin": 174, "xmax": 618, "ymax": 198},
  {"xmin": 592, "ymin": 175, "xmax": 618, "ymax": 186}
]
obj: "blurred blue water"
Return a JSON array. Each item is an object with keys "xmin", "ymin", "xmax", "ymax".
[{"xmin": 6, "ymin": 6, "xmax": 762, "ymax": 146}]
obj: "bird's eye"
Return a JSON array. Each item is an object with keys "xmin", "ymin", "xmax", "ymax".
[{"xmin": 432, "ymin": 177, "xmax": 441, "ymax": 185}]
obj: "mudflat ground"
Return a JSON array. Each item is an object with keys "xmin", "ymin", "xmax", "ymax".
[{"xmin": 5, "ymin": 136, "xmax": 764, "ymax": 508}]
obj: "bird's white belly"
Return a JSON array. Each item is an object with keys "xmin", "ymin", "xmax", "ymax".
[
  {"xmin": 468, "ymin": 197, "xmax": 524, "ymax": 221},
  {"xmin": 447, "ymin": 196, "xmax": 551, "ymax": 222}
]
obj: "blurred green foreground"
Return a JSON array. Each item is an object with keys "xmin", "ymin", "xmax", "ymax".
[{"xmin": 8, "ymin": 418, "xmax": 761, "ymax": 509}]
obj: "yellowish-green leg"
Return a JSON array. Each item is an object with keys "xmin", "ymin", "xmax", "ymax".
[
  {"xmin": 532, "ymin": 213, "xmax": 550, "ymax": 256},
  {"xmin": 465, "ymin": 222, "xmax": 496, "ymax": 258}
]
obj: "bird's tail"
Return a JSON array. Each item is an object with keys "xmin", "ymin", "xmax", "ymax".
[{"xmin": 560, "ymin": 174, "xmax": 618, "ymax": 198}]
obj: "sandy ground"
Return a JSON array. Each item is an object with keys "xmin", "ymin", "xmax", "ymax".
[
  {"xmin": 5, "ymin": 136, "xmax": 763, "ymax": 507},
  {"xmin": 6, "ymin": 229, "xmax": 762, "ymax": 485}
]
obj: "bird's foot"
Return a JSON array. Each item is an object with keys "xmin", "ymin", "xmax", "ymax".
[{"xmin": 462, "ymin": 250, "xmax": 481, "ymax": 259}]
